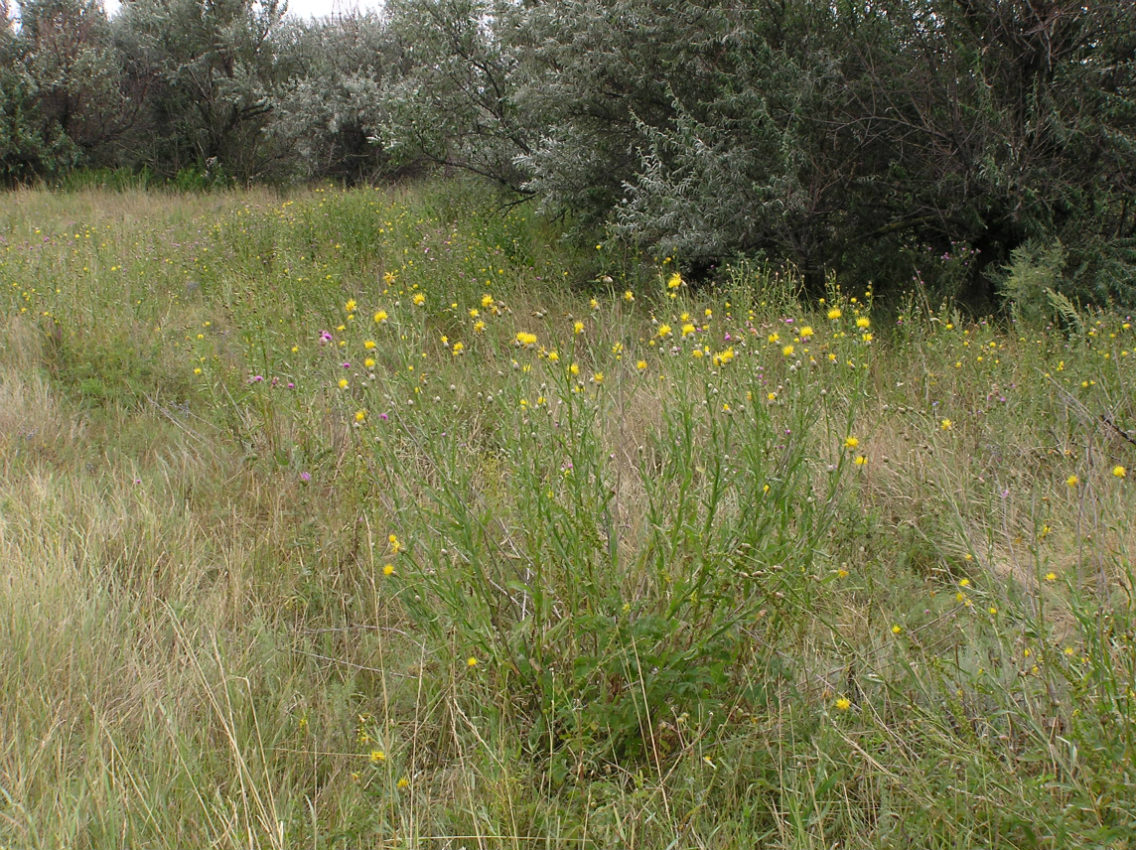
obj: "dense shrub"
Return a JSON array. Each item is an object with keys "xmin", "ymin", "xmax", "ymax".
[{"xmin": 2, "ymin": 0, "xmax": 1134, "ymax": 306}]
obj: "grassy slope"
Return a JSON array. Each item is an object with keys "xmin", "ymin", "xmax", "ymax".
[{"xmin": 2, "ymin": 182, "xmax": 1135, "ymax": 849}]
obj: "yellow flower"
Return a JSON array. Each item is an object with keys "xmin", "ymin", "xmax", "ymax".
[
  {"xmin": 569, "ymin": 363, "xmax": 580, "ymax": 376},
  {"xmin": 940, "ymin": 418, "xmax": 953, "ymax": 430},
  {"xmin": 592, "ymin": 371, "xmax": 604, "ymax": 384},
  {"xmin": 466, "ymin": 656, "xmax": 478, "ymax": 668},
  {"xmin": 667, "ymin": 272, "xmax": 683, "ymax": 290},
  {"xmin": 657, "ymin": 323, "xmax": 672, "ymax": 339},
  {"xmin": 355, "ymin": 410, "xmax": 367, "ymax": 422},
  {"xmin": 374, "ymin": 310, "xmax": 388, "ymax": 323},
  {"xmin": 853, "ymin": 455, "xmax": 867, "ymax": 467},
  {"xmin": 843, "ymin": 436, "xmax": 859, "ymax": 450},
  {"xmin": 1113, "ymin": 465, "xmax": 1127, "ymax": 478},
  {"xmin": 636, "ymin": 360, "xmax": 648, "ymax": 372},
  {"xmin": 891, "ymin": 624, "xmax": 902, "ymax": 635},
  {"xmin": 364, "ymin": 339, "xmax": 376, "ymax": 349},
  {"xmin": 383, "ymin": 563, "xmax": 395, "ymax": 576},
  {"xmin": 364, "ymin": 357, "xmax": 376, "ymax": 369},
  {"xmin": 856, "ymin": 316, "xmax": 870, "ymax": 329},
  {"xmin": 1066, "ymin": 474, "xmax": 1079, "ymax": 487},
  {"xmin": 344, "ymin": 299, "xmax": 357, "ymax": 312},
  {"xmin": 397, "ymin": 777, "xmax": 410, "ymax": 789},
  {"xmin": 369, "ymin": 750, "xmax": 386, "ymax": 763},
  {"xmin": 682, "ymin": 323, "xmax": 696, "ymax": 337},
  {"xmin": 412, "ymin": 292, "xmax": 425, "ymax": 306},
  {"xmin": 481, "ymin": 293, "xmax": 494, "ymax": 308},
  {"xmin": 834, "ymin": 697, "xmax": 851, "ymax": 712},
  {"xmin": 767, "ymin": 332, "xmax": 780, "ymax": 343},
  {"xmin": 451, "ymin": 341, "xmax": 464, "ymax": 355},
  {"xmin": 827, "ymin": 307, "xmax": 842, "ymax": 320},
  {"xmin": 623, "ymin": 290, "xmax": 635, "ymax": 302},
  {"xmin": 338, "ymin": 378, "xmax": 349, "ymax": 389},
  {"xmin": 515, "ymin": 331, "xmax": 537, "ymax": 347},
  {"xmin": 798, "ymin": 326, "xmax": 814, "ymax": 339},
  {"xmin": 573, "ymin": 320, "xmax": 585, "ymax": 334},
  {"xmin": 1044, "ymin": 571, "xmax": 1057, "ymax": 582},
  {"xmin": 388, "ymin": 534, "xmax": 402, "ymax": 554},
  {"xmin": 781, "ymin": 344, "xmax": 794, "ymax": 357}
]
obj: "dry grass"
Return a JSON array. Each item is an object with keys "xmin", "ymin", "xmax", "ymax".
[{"xmin": 3, "ymin": 183, "xmax": 1136, "ymax": 848}]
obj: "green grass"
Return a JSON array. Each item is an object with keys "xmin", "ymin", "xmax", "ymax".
[{"xmin": 2, "ymin": 180, "xmax": 1136, "ymax": 848}]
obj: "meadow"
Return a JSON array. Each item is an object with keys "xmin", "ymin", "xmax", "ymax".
[{"xmin": 2, "ymin": 181, "xmax": 1135, "ymax": 849}]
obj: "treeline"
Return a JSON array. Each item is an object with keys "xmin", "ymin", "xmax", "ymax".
[{"xmin": 3, "ymin": 0, "xmax": 1135, "ymax": 303}]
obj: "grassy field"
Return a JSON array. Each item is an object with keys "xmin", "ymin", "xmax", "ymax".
[{"xmin": 2, "ymin": 181, "xmax": 1136, "ymax": 849}]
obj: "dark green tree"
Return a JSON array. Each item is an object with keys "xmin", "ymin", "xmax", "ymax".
[
  {"xmin": 1, "ymin": 0, "xmax": 67, "ymax": 183},
  {"xmin": 1, "ymin": 0, "xmax": 131, "ymax": 181},
  {"xmin": 111, "ymin": 0, "xmax": 289, "ymax": 180},
  {"xmin": 381, "ymin": 0, "xmax": 1135, "ymax": 301}
]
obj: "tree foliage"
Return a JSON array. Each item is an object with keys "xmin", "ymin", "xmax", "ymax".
[
  {"xmin": 378, "ymin": 0, "xmax": 534, "ymax": 190},
  {"xmin": 1, "ymin": 0, "xmax": 1133, "ymax": 304},
  {"xmin": 1, "ymin": 0, "xmax": 120, "ymax": 181},
  {"xmin": 386, "ymin": 0, "xmax": 1136, "ymax": 300},
  {"xmin": 110, "ymin": 0, "xmax": 289, "ymax": 179},
  {"xmin": 264, "ymin": 13, "xmax": 396, "ymax": 183}
]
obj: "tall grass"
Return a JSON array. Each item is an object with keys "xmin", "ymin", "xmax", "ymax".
[{"xmin": 2, "ymin": 180, "xmax": 1135, "ymax": 848}]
